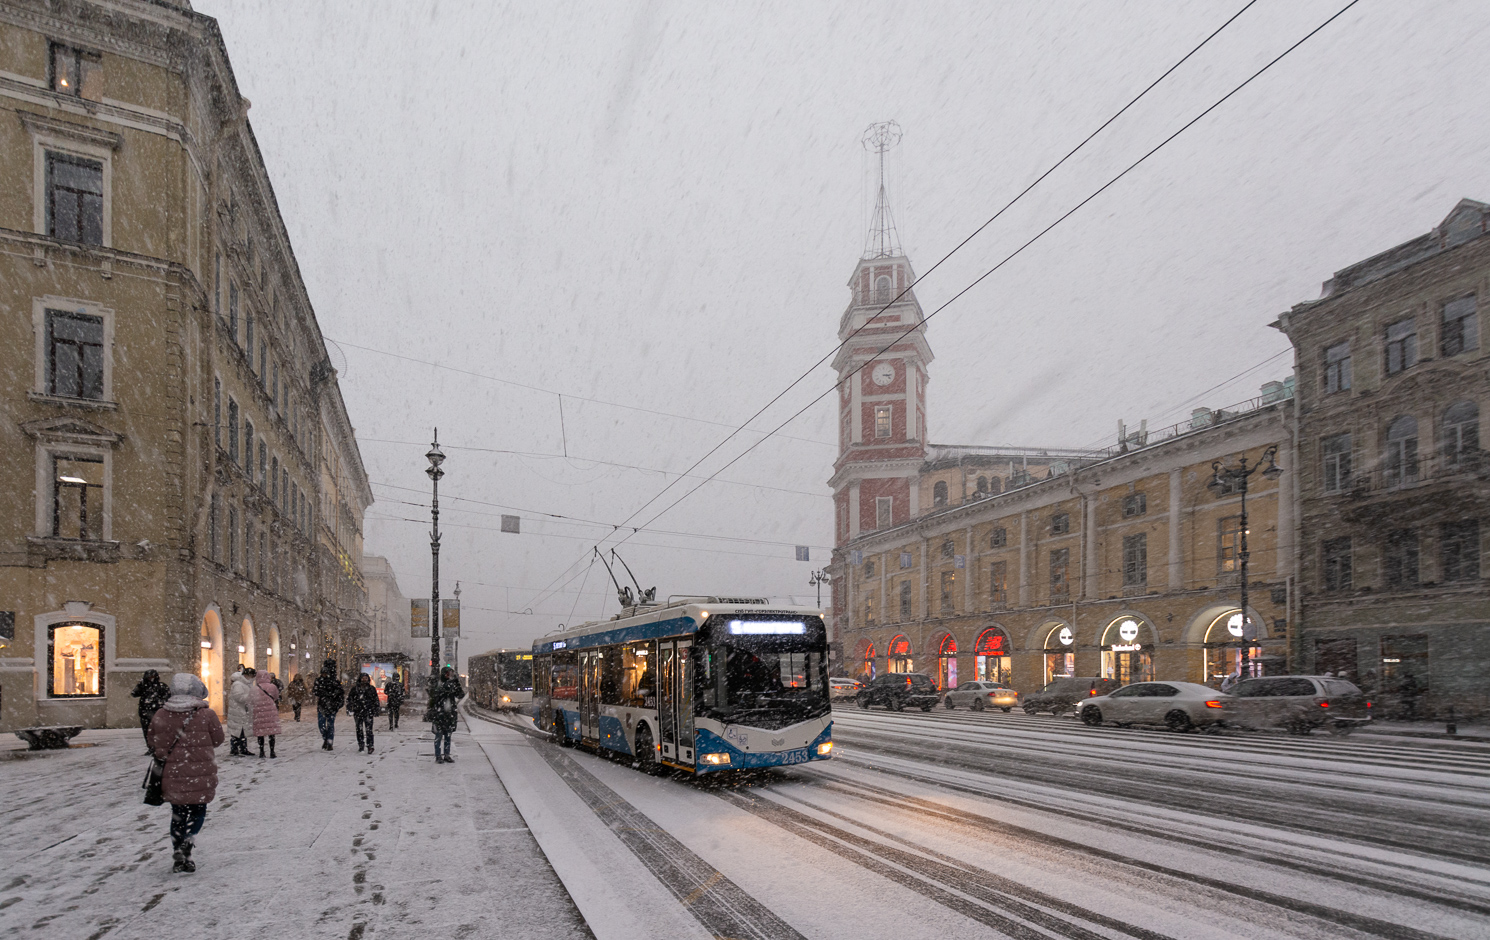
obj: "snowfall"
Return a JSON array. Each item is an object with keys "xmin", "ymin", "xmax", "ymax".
[{"xmin": 1, "ymin": 705, "xmax": 1487, "ymax": 940}]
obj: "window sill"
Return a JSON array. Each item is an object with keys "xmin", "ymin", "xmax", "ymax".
[
  {"xmin": 27, "ymin": 392, "xmax": 117, "ymax": 411},
  {"xmin": 26, "ymin": 537, "xmax": 120, "ymax": 563}
]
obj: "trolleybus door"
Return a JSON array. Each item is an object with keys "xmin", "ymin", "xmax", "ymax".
[
  {"xmin": 656, "ymin": 640, "xmax": 695, "ymax": 766},
  {"xmin": 580, "ymin": 650, "xmax": 601, "ymax": 742}
]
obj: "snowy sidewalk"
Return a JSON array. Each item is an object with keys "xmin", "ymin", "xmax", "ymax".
[{"xmin": 0, "ymin": 710, "xmax": 591, "ymax": 939}]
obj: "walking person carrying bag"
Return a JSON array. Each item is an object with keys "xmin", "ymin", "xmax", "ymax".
[{"xmin": 146, "ymin": 674, "xmax": 225, "ymax": 873}]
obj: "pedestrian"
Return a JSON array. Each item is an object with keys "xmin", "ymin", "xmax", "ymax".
[
  {"xmin": 253, "ymin": 669, "xmax": 281, "ymax": 758},
  {"xmin": 226, "ymin": 667, "xmax": 256, "ymax": 756},
  {"xmin": 428, "ymin": 666, "xmax": 465, "ymax": 764},
  {"xmin": 286, "ymin": 674, "xmax": 308, "ymax": 722},
  {"xmin": 311, "ymin": 659, "xmax": 345, "ymax": 751},
  {"xmin": 346, "ymin": 673, "xmax": 380, "ymax": 754},
  {"xmin": 384, "ymin": 675, "xmax": 405, "ymax": 730},
  {"xmin": 148, "ymin": 673, "xmax": 225, "ymax": 873},
  {"xmin": 130, "ymin": 669, "xmax": 171, "ymax": 749}
]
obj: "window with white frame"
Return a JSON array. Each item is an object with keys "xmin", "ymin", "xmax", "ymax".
[
  {"xmin": 33, "ymin": 298, "xmax": 113, "ymax": 403},
  {"xmin": 51, "ymin": 453, "xmax": 104, "ymax": 539},
  {"xmin": 46, "ymin": 152, "xmax": 104, "ymax": 245},
  {"xmin": 23, "ymin": 113, "xmax": 118, "ymax": 248},
  {"xmin": 874, "ymin": 405, "xmax": 892, "ymax": 439},
  {"xmin": 1324, "ymin": 341, "xmax": 1352, "ymax": 394},
  {"xmin": 875, "ymin": 496, "xmax": 892, "ymax": 529},
  {"xmin": 50, "ymin": 42, "xmax": 102, "ymax": 100},
  {"xmin": 1322, "ymin": 432, "xmax": 1352, "ymax": 493},
  {"xmin": 1442, "ymin": 295, "xmax": 1479, "ymax": 358},
  {"xmin": 1385, "ymin": 318, "xmax": 1418, "ymax": 375}
]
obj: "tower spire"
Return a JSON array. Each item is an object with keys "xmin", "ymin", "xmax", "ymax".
[{"xmin": 862, "ymin": 121, "xmax": 903, "ymax": 259}]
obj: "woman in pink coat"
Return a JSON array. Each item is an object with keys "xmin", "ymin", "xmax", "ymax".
[
  {"xmin": 252, "ymin": 669, "xmax": 282, "ymax": 758},
  {"xmin": 148, "ymin": 673, "xmax": 225, "ymax": 873}
]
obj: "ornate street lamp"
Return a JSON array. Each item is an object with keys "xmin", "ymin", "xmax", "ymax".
[
  {"xmin": 1208, "ymin": 445, "xmax": 1283, "ymax": 681},
  {"xmin": 808, "ymin": 568, "xmax": 831, "ymax": 608},
  {"xmin": 426, "ymin": 431, "xmax": 445, "ymax": 687}
]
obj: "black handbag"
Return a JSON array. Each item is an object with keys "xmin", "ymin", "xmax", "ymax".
[{"xmin": 143, "ymin": 710, "xmax": 193, "ymax": 806}]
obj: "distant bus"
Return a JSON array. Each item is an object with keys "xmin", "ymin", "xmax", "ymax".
[
  {"xmin": 468, "ymin": 648, "xmax": 534, "ymax": 712},
  {"xmin": 533, "ymin": 598, "xmax": 833, "ymax": 774}
]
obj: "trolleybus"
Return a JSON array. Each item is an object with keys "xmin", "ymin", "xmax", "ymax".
[
  {"xmin": 533, "ymin": 597, "xmax": 833, "ymax": 774},
  {"xmin": 468, "ymin": 648, "xmax": 535, "ymax": 713}
]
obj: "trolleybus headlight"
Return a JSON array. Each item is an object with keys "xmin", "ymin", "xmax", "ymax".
[
  {"xmin": 700, "ymin": 753, "xmax": 732, "ymax": 766},
  {"xmin": 816, "ymin": 742, "xmax": 833, "ymax": 756},
  {"xmin": 501, "ymin": 695, "xmax": 510, "ymax": 703}
]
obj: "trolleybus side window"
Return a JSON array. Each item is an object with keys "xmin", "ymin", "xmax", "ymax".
[
  {"xmin": 621, "ymin": 643, "xmax": 653, "ymax": 707},
  {"xmin": 552, "ymin": 650, "xmax": 579, "ymax": 699}
]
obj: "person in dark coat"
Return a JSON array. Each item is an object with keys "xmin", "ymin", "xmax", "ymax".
[
  {"xmin": 148, "ymin": 673, "xmax": 225, "ymax": 873},
  {"xmin": 311, "ymin": 659, "xmax": 345, "ymax": 751},
  {"xmin": 428, "ymin": 666, "xmax": 465, "ymax": 764},
  {"xmin": 286, "ymin": 674, "xmax": 308, "ymax": 721},
  {"xmin": 130, "ymin": 669, "xmax": 171, "ymax": 746},
  {"xmin": 346, "ymin": 673, "xmax": 381, "ymax": 754},
  {"xmin": 384, "ymin": 676, "xmax": 405, "ymax": 730}
]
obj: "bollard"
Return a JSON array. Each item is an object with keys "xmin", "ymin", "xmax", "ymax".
[{"xmin": 1446, "ymin": 705, "xmax": 1457, "ymax": 736}]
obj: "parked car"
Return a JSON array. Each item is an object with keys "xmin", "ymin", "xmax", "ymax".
[
  {"xmin": 1075, "ymin": 681, "xmax": 1227, "ymax": 732},
  {"xmin": 1220, "ymin": 675, "xmax": 1372, "ymax": 735},
  {"xmin": 943, "ymin": 681, "xmax": 1020, "ymax": 712},
  {"xmin": 1022, "ymin": 677, "xmax": 1121, "ymax": 716},
  {"xmin": 829, "ymin": 677, "xmax": 864, "ymax": 701},
  {"xmin": 856, "ymin": 673, "xmax": 941, "ymax": 712}
]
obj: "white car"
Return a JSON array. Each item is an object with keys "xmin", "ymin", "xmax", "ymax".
[
  {"xmin": 943, "ymin": 681, "xmax": 1020, "ymax": 712},
  {"xmin": 829, "ymin": 677, "xmax": 864, "ymax": 701},
  {"xmin": 1076, "ymin": 681, "xmax": 1228, "ymax": 732}
]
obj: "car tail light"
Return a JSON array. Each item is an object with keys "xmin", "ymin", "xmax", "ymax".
[
  {"xmin": 1205, "ymin": 700, "xmax": 1223, "ymax": 709},
  {"xmin": 1366, "ymin": 701, "xmax": 1373, "ymax": 709},
  {"xmin": 1318, "ymin": 700, "xmax": 1330, "ymax": 709}
]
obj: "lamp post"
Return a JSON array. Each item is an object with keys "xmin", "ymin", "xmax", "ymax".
[
  {"xmin": 426, "ymin": 432, "xmax": 445, "ymax": 688},
  {"xmin": 808, "ymin": 568, "xmax": 831, "ymax": 608},
  {"xmin": 1207, "ymin": 445, "xmax": 1283, "ymax": 680}
]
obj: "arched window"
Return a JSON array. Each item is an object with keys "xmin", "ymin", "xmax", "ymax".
[
  {"xmin": 240, "ymin": 619, "xmax": 256, "ymax": 669},
  {"xmin": 1100, "ymin": 616, "xmax": 1154, "ymax": 684},
  {"xmin": 974, "ymin": 627, "xmax": 1011, "ymax": 683},
  {"xmin": 936, "ymin": 634, "xmax": 958, "ymax": 688},
  {"xmin": 1385, "ymin": 415, "xmax": 1419, "ymax": 486},
  {"xmin": 862, "ymin": 642, "xmax": 876, "ymax": 680},
  {"xmin": 1202, "ymin": 609, "xmax": 1261, "ymax": 682},
  {"xmin": 975, "ymin": 476, "xmax": 989, "ymax": 497},
  {"xmin": 1442, "ymin": 401, "xmax": 1480, "ymax": 467},
  {"xmin": 933, "ymin": 481, "xmax": 948, "ymax": 507},
  {"xmin": 887, "ymin": 635, "xmax": 913, "ymax": 674},
  {"xmin": 874, "ymin": 274, "xmax": 893, "ymax": 302},
  {"xmin": 1042, "ymin": 622, "xmax": 1074, "ymax": 684}
]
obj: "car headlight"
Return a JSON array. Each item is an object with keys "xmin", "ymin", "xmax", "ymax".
[
  {"xmin": 699, "ymin": 753, "xmax": 732, "ymax": 766},
  {"xmin": 816, "ymin": 742, "xmax": 833, "ymax": 756}
]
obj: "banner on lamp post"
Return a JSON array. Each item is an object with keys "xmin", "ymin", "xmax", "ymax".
[
  {"xmin": 411, "ymin": 599, "xmax": 429, "ymax": 638},
  {"xmin": 441, "ymin": 599, "xmax": 460, "ymax": 636}
]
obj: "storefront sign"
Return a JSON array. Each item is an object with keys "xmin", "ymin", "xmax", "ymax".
[
  {"xmin": 1058, "ymin": 626, "xmax": 1073, "ymax": 646},
  {"xmin": 1227, "ymin": 613, "xmax": 1245, "ymax": 637},
  {"xmin": 1110, "ymin": 643, "xmax": 1142, "ymax": 652},
  {"xmin": 1118, "ymin": 619, "xmax": 1139, "ymax": 642}
]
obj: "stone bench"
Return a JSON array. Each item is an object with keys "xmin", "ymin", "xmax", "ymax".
[{"xmin": 14, "ymin": 726, "xmax": 84, "ymax": 750}]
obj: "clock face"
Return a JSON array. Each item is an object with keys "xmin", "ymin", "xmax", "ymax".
[{"xmin": 871, "ymin": 362, "xmax": 895, "ymax": 386}]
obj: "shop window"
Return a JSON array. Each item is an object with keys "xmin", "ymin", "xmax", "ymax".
[
  {"xmin": 1380, "ymin": 634, "xmax": 1430, "ymax": 698},
  {"xmin": 1218, "ymin": 516, "xmax": 1242, "ymax": 574},
  {"xmin": 887, "ymin": 635, "xmax": 912, "ymax": 674},
  {"xmin": 52, "ymin": 454, "xmax": 104, "ymax": 540},
  {"xmin": 1205, "ymin": 611, "xmax": 1259, "ymax": 681},
  {"xmin": 46, "ymin": 152, "xmax": 103, "ymax": 245},
  {"xmin": 1440, "ymin": 520, "xmax": 1480, "ymax": 582},
  {"xmin": 861, "ymin": 643, "xmax": 876, "ymax": 680},
  {"xmin": 1122, "ymin": 493, "xmax": 1147, "ymax": 517},
  {"xmin": 974, "ymin": 628, "xmax": 1010, "ymax": 683},
  {"xmin": 1102, "ymin": 618, "xmax": 1153, "ymax": 684},
  {"xmin": 1384, "ymin": 317, "xmax": 1418, "ymax": 375},
  {"xmin": 874, "ymin": 405, "xmax": 891, "ymax": 439},
  {"xmin": 989, "ymin": 561, "xmax": 1008, "ymax": 606},
  {"xmin": 50, "ymin": 622, "xmax": 102, "ymax": 696},
  {"xmin": 1043, "ymin": 623, "xmax": 1075, "ymax": 684},
  {"xmin": 1383, "ymin": 529, "xmax": 1419, "ymax": 590},
  {"xmin": 1321, "ymin": 433, "xmax": 1352, "ymax": 493},
  {"xmin": 936, "ymin": 634, "xmax": 957, "ymax": 689},
  {"xmin": 933, "ymin": 481, "xmax": 948, "ymax": 507},
  {"xmin": 1441, "ymin": 295, "xmax": 1479, "ymax": 358},
  {"xmin": 1122, "ymin": 534, "xmax": 1147, "ymax": 589},
  {"xmin": 1051, "ymin": 513, "xmax": 1070, "ymax": 535},
  {"xmin": 1384, "ymin": 415, "xmax": 1419, "ymax": 487},
  {"xmin": 898, "ymin": 580, "xmax": 912, "ymax": 621},
  {"xmin": 1049, "ymin": 548, "xmax": 1069, "ymax": 600},
  {"xmin": 1322, "ymin": 537, "xmax": 1352, "ymax": 592},
  {"xmin": 50, "ymin": 43, "xmax": 102, "ymax": 100},
  {"xmin": 1324, "ymin": 341, "xmax": 1352, "ymax": 394},
  {"xmin": 45, "ymin": 309, "xmax": 105, "ymax": 400},
  {"xmin": 939, "ymin": 570, "xmax": 955, "ymax": 614},
  {"xmin": 876, "ymin": 497, "xmax": 892, "ymax": 530},
  {"xmin": 990, "ymin": 527, "xmax": 1007, "ymax": 548},
  {"xmin": 1441, "ymin": 401, "xmax": 1480, "ymax": 467}
]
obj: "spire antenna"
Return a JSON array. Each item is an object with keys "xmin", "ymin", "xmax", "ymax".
[{"xmin": 862, "ymin": 121, "xmax": 903, "ymax": 259}]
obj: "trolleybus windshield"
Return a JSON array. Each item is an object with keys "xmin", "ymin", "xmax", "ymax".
[
  {"xmin": 695, "ymin": 615, "xmax": 830, "ymax": 730},
  {"xmin": 498, "ymin": 654, "xmax": 533, "ymax": 692}
]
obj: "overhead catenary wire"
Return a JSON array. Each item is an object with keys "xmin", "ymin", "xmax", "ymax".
[{"xmin": 516, "ymin": 2, "xmax": 1269, "ymax": 616}]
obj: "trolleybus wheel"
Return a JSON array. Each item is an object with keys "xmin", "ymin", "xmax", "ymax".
[{"xmin": 633, "ymin": 724, "xmax": 658, "ymax": 774}]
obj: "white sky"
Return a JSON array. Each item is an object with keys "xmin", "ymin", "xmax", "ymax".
[{"xmin": 194, "ymin": 0, "xmax": 1490, "ymax": 656}]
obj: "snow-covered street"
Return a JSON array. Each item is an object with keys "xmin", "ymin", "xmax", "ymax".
[{"xmin": 3, "ymin": 704, "xmax": 1487, "ymax": 940}]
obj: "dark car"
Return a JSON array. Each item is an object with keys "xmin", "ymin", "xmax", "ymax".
[
  {"xmin": 1022, "ymin": 677, "xmax": 1121, "ymax": 716},
  {"xmin": 1220, "ymin": 675, "xmax": 1372, "ymax": 735},
  {"xmin": 856, "ymin": 673, "xmax": 941, "ymax": 712}
]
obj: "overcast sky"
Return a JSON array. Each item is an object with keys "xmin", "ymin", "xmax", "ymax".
[{"xmin": 195, "ymin": 0, "xmax": 1490, "ymax": 658}]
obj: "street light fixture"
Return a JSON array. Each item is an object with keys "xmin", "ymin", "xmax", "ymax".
[
  {"xmin": 1207, "ymin": 444, "xmax": 1283, "ymax": 681},
  {"xmin": 426, "ymin": 431, "xmax": 445, "ymax": 688},
  {"xmin": 808, "ymin": 568, "xmax": 831, "ymax": 608}
]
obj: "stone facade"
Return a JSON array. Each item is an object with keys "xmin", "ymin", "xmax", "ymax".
[
  {"xmin": 1276, "ymin": 198, "xmax": 1490, "ymax": 718},
  {"xmin": 0, "ymin": 0, "xmax": 371, "ymax": 728}
]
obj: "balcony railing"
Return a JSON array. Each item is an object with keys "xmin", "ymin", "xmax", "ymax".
[{"xmin": 1338, "ymin": 449, "xmax": 1488, "ymax": 498}]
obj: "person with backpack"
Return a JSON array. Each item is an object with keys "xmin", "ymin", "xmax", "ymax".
[
  {"xmin": 286, "ymin": 674, "xmax": 308, "ymax": 721},
  {"xmin": 130, "ymin": 669, "xmax": 171, "ymax": 748},
  {"xmin": 148, "ymin": 673, "xmax": 225, "ymax": 873},
  {"xmin": 384, "ymin": 675, "xmax": 405, "ymax": 730},
  {"xmin": 346, "ymin": 673, "xmax": 381, "ymax": 754},
  {"xmin": 311, "ymin": 659, "xmax": 345, "ymax": 751},
  {"xmin": 427, "ymin": 666, "xmax": 465, "ymax": 764},
  {"xmin": 252, "ymin": 669, "xmax": 282, "ymax": 758}
]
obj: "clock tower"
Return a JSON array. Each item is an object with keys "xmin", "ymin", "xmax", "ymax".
[{"xmin": 828, "ymin": 123, "xmax": 933, "ymax": 553}]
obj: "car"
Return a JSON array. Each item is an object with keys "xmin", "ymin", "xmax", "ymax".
[
  {"xmin": 943, "ymin": 681, "xmax": 1020, "ymax": 712},
  {"xmin": 856, "ymin": 673, "xmax": 941, "ymax": 712},
  {"xmin": 1022, "ymin": 677, "xmax": 1121, "ymax": 716},
  {"xmin": 1220, "ymin": 675, "xmax": 1372, "ymax": 735},
  {"xmin": 1075, "ymin": 681, "xmax": 1228, "ymax": 732},
  {"xmin": 829, "ymin": 677, "xmax": 864, "ymax": 701}
]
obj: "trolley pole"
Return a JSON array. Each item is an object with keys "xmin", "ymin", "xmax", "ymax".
[{"xmin": 426, "ymin": 432, "xmax": 446, "ymax": 686}]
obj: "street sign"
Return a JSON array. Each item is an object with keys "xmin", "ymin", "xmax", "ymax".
[{"xmin": 501, "ymin": 515, "xmax": 520, "ymax": 533}]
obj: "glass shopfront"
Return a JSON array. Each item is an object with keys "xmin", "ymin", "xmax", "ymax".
[
  {"xmin": 936, "ymin": 634, "xmax": 958, "ymax": 689},
  {"xmin": 975, "ymin": 627, "xmax": 1011, "ymax": 683},
  {"xmin": 1101, "ymin": 616, "xmax": 1153, "ymax": 685},
  {"xmin": 1043, "ymin": 622, "xmax": 1075, "ymax": 684},
  {"xmin": 1204, "ymin": 610, "xmax": 1260, "ymax": 682},
  {"xmin": 887, "ymin": 635, "xmax": 913, "ymax": 674},
  {"xmin": 50, "ymin": 623, "xmax": 102, "ymax": 697},
  {"xmin": 861, "ymin": 642, "xmax": 876, "ymax": 679}
]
